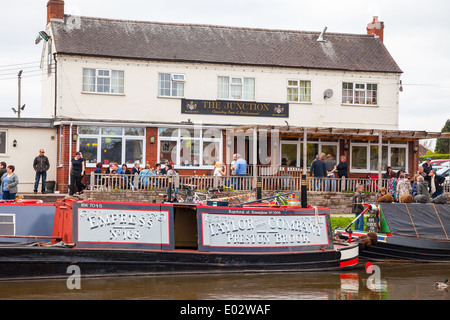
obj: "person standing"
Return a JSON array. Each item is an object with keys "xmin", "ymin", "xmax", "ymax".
[
  {"xmin": 310, "ymin": 153, "xmax": 327, "ymax": 191},
  {"xmin": 1, "ymin": 165, "xmax": 19, "ymax": 200},
  {"xmin": 333, "ymin": 155, "xmax": 348, "ymax": 192},
  {"xmin": 235, "ymin": 154, "xmax": 248, "ymax": 190},
  {"xmin": 422, "ymin": 158, "xmax": 433, "ymax": 187},
  {"xmin": 324, "ymin": 154, "xmax": 336, "ymax": 191},
  {"xmin": 352, "ymin": 184, "xmax": 365, "ymax": 231},
  {"xmin": 33, "ymin": 149, "xmax": 50, "ymax": 194},
  {"xmin": 69, "ymin": 152, "xmax": 85, "ymax": 195},
  {"xmin": 429, "ymin": 169, "xmax": 445, "ymax": 199}
]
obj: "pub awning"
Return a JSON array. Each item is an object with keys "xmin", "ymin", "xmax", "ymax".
[{"xmin": 230, "ymin": 125, "xmax": 450, "ymax": 141}]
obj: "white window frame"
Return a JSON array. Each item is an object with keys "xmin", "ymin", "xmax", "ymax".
[
  {"xmin": 82, "ymin": 68, "xmax": 125, "ymax": 95},
  {"xmin": 158, "ymin": 128, "xmax": 223, "ymax": 169},
  {"xmin": 287, "ymin": 79, "xmax": 312, "ymax": 103},
  {"xmin": 158, "ymin": 73, "xmax": 186, "ymax": 98},
  {"xmin": 280, "ymin": 139, "xmax": 339, "ymax": 168},
  {"xmin": 218, "ymin": 76, "xmax": 256, "ymax": 101},
  {"xmin": 350, "ymin": 141, "xmax": 408, "ymax": 173},
  {"xmin": 0, "ymin": 214, "xmax": 15, "ymax": 236},
  {"xmin": 342, "ymin": 81, "xmax": 378, "ymax": 106},
  {"xmin": 77, "ymin": 126, "xmax": 146, "ymax": 168},
  {"xmin": 0, "ymin": 130, "xmax": 7, "ymax": 156}
]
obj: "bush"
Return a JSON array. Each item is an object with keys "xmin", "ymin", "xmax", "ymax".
[{"xmin": 419, "ymin": 154, "xmax": 449, "ymax": 162}]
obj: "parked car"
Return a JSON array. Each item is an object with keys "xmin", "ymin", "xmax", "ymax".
[
  {"xmin": 436, "ymin": 167, "xmax": 450, "ymax": 186},
  {"xmin": 418, "ymin": 160, "xmax": 448, "ymax": 171},
  {"xmin": 431, "ymin": 159, "xmax": 449, "ymax": 166}
]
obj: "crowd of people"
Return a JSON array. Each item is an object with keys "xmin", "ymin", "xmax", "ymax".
[{"xmin": 377, "ymin": 158, "xmax": 447, "ymax": 204}]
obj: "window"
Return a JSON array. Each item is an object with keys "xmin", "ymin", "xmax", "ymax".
[
  {"xmin": 158, "ymin": 73, "xmax": 185, "ymax": 97},
  {"xmin": 0, "ymin": 131, "xmax": 6, "ymax": 155},
  {"xmin": 0, "ymin": 214, "xmax": 15, "ymax": 235},
  {"xmin": 287, "ymin": 80, "xmax": 311, "ymax": 102},
  {"xmin": 78, "ymin": 126, "xmax": 145, "ymax": 167},
  {"xmin": 82, "ymin": 68, "xmax": 124, "ymax": 94},
  {"xmin": 350, "ymin": 141, "xmax": 407, "ymax": 173},
  {"xmin": 342, "ymin": 82, "xmax": 378, "ymax": 105},
  {"xmin": 158, "ymin": 128, "xmax": 222, "ymax": 168},
  {"xmin": 218, "ymin": 76, "xmax": 255, "ymax": 100},
  {"xmin": 280, "ymin": 139, "xmax": 338, "ymax": 168}
]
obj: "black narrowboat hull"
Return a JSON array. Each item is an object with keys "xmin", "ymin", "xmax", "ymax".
[
  {"xmin": 359, "ymin": 235, "xmax": 450, "ymax": 262},
  {"xmin": 335, "ymin": 230, "xmax": 450, "ymax": 262},
  {"xmin": 0, "ymin": 243, "xmax": 358, "ymax": 280}
]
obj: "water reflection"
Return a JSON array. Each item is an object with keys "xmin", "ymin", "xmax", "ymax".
[{"xmin": 0, "ymin": 262, "xmax": 448, "ymax": 300}]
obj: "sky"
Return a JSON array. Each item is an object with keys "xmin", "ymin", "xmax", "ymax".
[{"xmin": 0, "ymin": 0, "xmax": 449, "ymax": 144}]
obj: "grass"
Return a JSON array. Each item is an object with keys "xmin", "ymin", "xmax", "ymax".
[{"xmin": 330, "ymin": 216, "xmax": 360, "ymax": 230}]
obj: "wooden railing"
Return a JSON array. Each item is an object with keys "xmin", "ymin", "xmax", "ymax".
[{"xmin": 89, "ymin": 173, "xmax": 397, "ymax": 193}]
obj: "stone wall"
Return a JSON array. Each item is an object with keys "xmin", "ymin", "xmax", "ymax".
[{"xmin": 83, "ymin": 190, "xmax": 381, "ymax": 214}]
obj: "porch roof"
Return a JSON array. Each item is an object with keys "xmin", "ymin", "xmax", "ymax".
[{"xmin": 231, "ymin": 125, "xmax": 450, "ymax": 141}]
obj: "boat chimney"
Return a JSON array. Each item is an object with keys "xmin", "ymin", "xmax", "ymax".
[{"xmin": 301, "ymin": 174, "xmax": 308, "ymax": 208}]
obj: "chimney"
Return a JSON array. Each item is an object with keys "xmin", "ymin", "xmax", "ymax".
[
  {"xmin": 367, "ymin": 16, "xmax": 384, "ymax": 42},
  {"xmin": 47, "ymin": 0, "xmax": 65, "ymax": 24}
]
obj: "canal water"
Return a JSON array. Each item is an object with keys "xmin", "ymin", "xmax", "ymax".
[{"xmin": 0, "ymin": 261, "xmax": 448, "ymax": 300}]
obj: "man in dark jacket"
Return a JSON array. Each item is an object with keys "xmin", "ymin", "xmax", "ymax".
[
  {"xmin": 310, "ymin": 153, "xmax": 327, "ymax": 191},
  {"xmin": 422, "ymin": 158, "xmax": 433, "ymax": 186},
  {"xmin": 429, "ymin": 169, "xmax": 445, "ymax": 199},
  {"xmin": 352, "ymin": 184, "xmax": 365, "ymax": 231},
  {"xmin": 33, "ymin": 149, "xmax": 50, "ymax": 194}
]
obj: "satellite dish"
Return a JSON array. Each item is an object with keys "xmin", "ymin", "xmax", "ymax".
[{"xmin": 323, "ymin": 89, "xmax": 334, "ymax": 99}]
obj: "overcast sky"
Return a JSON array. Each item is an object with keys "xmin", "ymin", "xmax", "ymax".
[{"xmin": 1, "ymin": 0, "xmax": 449, "ymax": 137}]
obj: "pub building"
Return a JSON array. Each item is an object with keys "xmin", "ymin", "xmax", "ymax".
[{"xmin": 39, "ymin": 1, "xmax": 449, "ymax": 193}]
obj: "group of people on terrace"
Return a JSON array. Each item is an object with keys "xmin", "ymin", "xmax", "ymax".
[{"xmin": 377, "ymin": 158, "xmax": 447, "ymax": 204}]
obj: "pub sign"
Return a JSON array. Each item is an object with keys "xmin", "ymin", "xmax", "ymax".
[{"xmin": 182, "ymin": 99, "xmax": 289, "ymax": 118}]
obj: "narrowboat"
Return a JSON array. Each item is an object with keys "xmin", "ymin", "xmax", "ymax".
[
  {"xmin": 334, "ymin": 202, "xmax": 450, "ymax": 262},
  {"xmin": 0, "ymin": 198, "xmax": 359, "ymax": 280}
]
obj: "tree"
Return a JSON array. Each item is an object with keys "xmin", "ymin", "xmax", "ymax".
[{"xmin": 435, "ymin": 119, "xmax": 450, "ymax": 154}]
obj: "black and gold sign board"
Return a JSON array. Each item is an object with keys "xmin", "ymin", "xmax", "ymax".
[{"xmin": 182, "ymin": 99, "xmax": 289, "ymax": 118}]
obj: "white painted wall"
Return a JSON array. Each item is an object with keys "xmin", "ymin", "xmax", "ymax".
[
  {"xmin": 53, "ymin": 56, "xmax": 401, "ymax": 130},
  {"xmin": 0, "ymin": 127, "xmax": 58, "ymax": 193}
]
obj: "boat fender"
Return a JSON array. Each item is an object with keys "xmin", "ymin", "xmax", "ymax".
[
  {"xmin": 357, "ymin": 232, "xmax": 378, "ymax": 250},
  {"xmin": 21, "ymin": 200, "xmax": 44, "ymax": 204}
]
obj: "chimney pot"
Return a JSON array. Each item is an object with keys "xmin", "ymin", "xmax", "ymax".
[
  {"xmin": 47, "ymin": 0, "xmax": 65, "ymax": 24},
  {"xmin": 367, "ymin": 16, "xmax": 385, "ymax": 42}
]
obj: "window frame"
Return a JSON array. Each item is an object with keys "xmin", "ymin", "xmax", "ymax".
[
  {"xmin": 77, "ymin": 126, "xmax": 145, "ymax": 168},
  {"xmin": 342, "ymin": 81, "xmax": 378, "ymax": 106},
  {"xmin": 217, "ymin": 76, "xmax": 256, "ymax": 101},
  {"xmin": 280, "ymin": 139, "xmax": 339, "ymax": 169},
  {"xmin": 0, "ymin": 130, "xmax": 7, "ymax": 156},
  {"xmin": 158, "ymin": 73, "xmax": 186, "ymax": 98},
  {"xmin": 82, "ymin": 68, "xmax": 125, "ymax": 95},
  {"xmin": 287, "ymin": 79, "xmax": 312, "ymax": 103},
  {"xmin": 158, "ymin": 128, "xmax": 223, "ymax": 169},
  {"xmin": 350, "ymin": 141, "xmax": 408, "ymax": 173}
]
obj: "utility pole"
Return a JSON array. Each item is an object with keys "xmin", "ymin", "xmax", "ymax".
[
  {"xmin": 12, "ymin": 70, "xmax": 25, "ymax": 118},
  {"xmin": 18, "ymin": 70, "xmax": 22, "ymax": 118}
]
